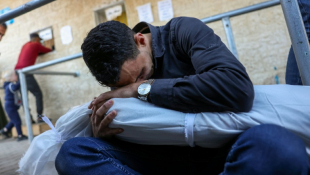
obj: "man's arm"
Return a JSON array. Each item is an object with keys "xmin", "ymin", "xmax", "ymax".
[
  {"xmin": 150, "ymin": 17, "xmax": 254, "ymax": 113},
  {"xmin": 37, "ymin": 43, "xmax": 52, "ymax": 54}
]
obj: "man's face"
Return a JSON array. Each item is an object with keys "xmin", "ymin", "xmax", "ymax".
[
  {"xmin": 0, "ymin": 25, "xmax": 6, "ymax": 41},
  {"xmin": 112, "ymin": 51, "xmax": 154, "ymax": 87}
]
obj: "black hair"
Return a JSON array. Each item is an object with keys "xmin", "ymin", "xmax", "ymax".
[
  {"xmin": 0, "ymin": 23, "xmax": 7, "ymax": 29},
  {"xmin": 81, "ymin": 21, "xmax": 140, "ymax": 86}
]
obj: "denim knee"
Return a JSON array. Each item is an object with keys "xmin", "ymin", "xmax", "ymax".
[
  {"xmin": 243, "ymin": 124, "xmax": 306, "ymax": 151},
  {"xmin": 227, "ymin": 124, "xmax": 309, "ymax": 174},
  {"xmin": 55, "ymin": 137, "xmax": 140, "ymax": 175},
  {"xmin": 55, "ymin": 137, "xmax": 86, "ymax": 174}
]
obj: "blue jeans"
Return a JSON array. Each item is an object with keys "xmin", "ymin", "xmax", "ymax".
[
  {"xmin": 55, "ymin": 124, "xmax": 310, "ymax": 175},
  {"xmin": 286, "ymin": 0, "xmax": 310, "ymax": 85}
]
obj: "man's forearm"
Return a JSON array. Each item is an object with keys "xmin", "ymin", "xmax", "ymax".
[{"xmin": 149, "ymin": 70, "xmax": 254, "ymax": 113}]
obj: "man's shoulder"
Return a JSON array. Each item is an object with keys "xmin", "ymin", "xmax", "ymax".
[
  {"xmin": 165, "ymin": 17, "xmax": 205, "ymax": 36},
  {"xmin": 133, "ymin": 17, "xmax": 201, "ymax": 31},
  {"xmin": 22, "ymin": 41, "xmax": 38, "ymax": 48},
  {"xmin": 169, "ymin": 17, "xmax": 201, "ymax": 26}
]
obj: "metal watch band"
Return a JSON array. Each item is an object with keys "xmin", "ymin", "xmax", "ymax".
[{"xmin": 138, "ymin": 79, "xmax": 155, "ymax": 101}]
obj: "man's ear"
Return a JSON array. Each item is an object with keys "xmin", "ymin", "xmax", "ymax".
[{"xmin": 134, "ymin": 33, "xmax": 146, "ymax": 48}]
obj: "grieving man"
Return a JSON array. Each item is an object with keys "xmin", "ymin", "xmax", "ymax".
[{"xmin": 56, "ymin": 17, "xmax": 309, "ymax": 174}]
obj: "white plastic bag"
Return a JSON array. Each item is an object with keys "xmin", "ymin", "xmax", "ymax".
[{"xmin": 18, "ymin": 102, "xmax": 92, "ymax": 175}]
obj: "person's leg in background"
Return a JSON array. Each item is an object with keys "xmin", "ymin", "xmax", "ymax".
[
  {"xmin": 0, "ymin": 104, "xmax": 18, "ymax": 138},
  {"xmin": 286, "ymin": 0, "xmax": 310, "ymax": 85},
  {"xmin": 16, "ymin": 71, "xmax": 36, "ymax": 123},
  {"xmin": 286, "ymin": 47, "xmax": 303, "ymax": 85},
  {"xmin": 25, "ymin": 74, "xmax": 44, "ymax": 120},
  {"xmin": 0, "ymin": 120, "xmax": 13, "ymax": 138},
  {"xmin": 220, "ymin": 124, "xmax": 310, "ymax": 175},
  {"xmin": 0, "ymin": 99, "xmax": 8, "ymax": 131},
  {"xmin": 2, "ymin": 105, "xmax": 27, "ymax": 141}
]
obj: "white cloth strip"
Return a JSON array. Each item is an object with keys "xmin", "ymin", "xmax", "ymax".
[
  {"xmin": 42, "ymin": 115, "xmax": 62, "ymax": 143},
  {"xmin": 184, "ymin": 113, "xmax": 196, "ymax": 147}
]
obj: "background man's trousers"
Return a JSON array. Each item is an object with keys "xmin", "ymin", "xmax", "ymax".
[{"xmin": 24, "ymin": 74, "xmax": 43, "ymax": 116}]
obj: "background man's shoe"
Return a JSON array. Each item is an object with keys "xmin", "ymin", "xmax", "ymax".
[
  {"xmin": 37, "ymin": 118, "xmax": 45, "ymax": 123},
  {"xmin": 17, "ymin": 135, "xmax": 28, "ymax": 142},
  {"xmin": 0, "ymin": 128, "xmax": 10, "ymax": 138},
  {"xmin": 37, "ymin": 114, "xmax": 45, "ymax": 123}
]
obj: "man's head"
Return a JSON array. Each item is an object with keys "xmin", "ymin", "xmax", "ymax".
[
  {"xmin": 82, "ymin": 21, "xmax": 154, "ymax": 87},
  {"xmin": 30, "ymin": 33, "xmax": 42, "ymax": 42},
  {"xmin": 0, "ymin": 23, "xmax": 7, "ymax": 42}
]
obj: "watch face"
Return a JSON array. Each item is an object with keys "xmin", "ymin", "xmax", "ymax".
[{"xmin": 138, "ymin": 83, "xmax": 151, "ymax": 95}]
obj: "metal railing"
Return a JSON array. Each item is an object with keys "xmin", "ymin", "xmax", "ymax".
[
  {"xmin": 0, "ymin": 0, "xmax": 55, "ymax": 24},
  {"xmin": 18, "ymin": 53, "xmax": 82, "ymax": 142},
  {"xmin": 201, "ymin": 0, "xmax": 281, "ymax": 59}
]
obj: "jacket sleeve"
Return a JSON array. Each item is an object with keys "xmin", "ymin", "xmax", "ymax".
[
  {"xmin": 149, "ymin": 17, "xmax": 254, "ymax": 113},
  {"xmin": 10, "ymin": 82, "xmax": 20, "ymax": 91}
]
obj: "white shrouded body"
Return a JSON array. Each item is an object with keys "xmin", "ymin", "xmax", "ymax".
[{"xmin": 18, "ymin": 85, "xmax": 310, "ymax": 175}]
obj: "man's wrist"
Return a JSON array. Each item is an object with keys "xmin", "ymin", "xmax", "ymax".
[{"xmin": 137, "ymin": 79, "xmax": 154, "ymax": 101}]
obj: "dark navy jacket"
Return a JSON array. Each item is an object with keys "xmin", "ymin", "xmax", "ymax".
[
  {"xmin": 133, "ymin": 17, "xmax": 254, "ymax": 113},
  {"xmin": 3, "ymin": 81, "xmax": 20, "ymax": 104}
]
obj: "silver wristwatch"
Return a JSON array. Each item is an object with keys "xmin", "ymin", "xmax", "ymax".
[{"xmin": 137, "ymin": 79, "xmax": 154, "ymax": 101}]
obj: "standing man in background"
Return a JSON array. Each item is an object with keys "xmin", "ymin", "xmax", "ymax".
[
  {"xmin": 0, "ymin": 23, "xmax": 8, "ymax": 132},
  {"xmin": 15, "ymin": 33, "xmax": 52, "ymax": 122}
]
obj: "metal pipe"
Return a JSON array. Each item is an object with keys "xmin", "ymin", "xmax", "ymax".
[
  {"xmin": 201, "ymin": 0, "xmax": 280, "ymax": 24},
  {"xmin": 280, "ymin": 0, "xmax": 310, "ymax": 85},
  {"xmin": 18, "ymin": 71, "xmax": 34, "ymax": 142},
  {"xmin": 17, "ymin": 53, "xmax": 81, "ymax": 143},
  {"xmin": 26, "ymin": 71, "xmax": 80, "ymax": 77},
  {"xmin": 21, "ymin": 53, "xmax": 82, "ymax": 73},
  {"xmin": 0, "ymin": 0, "xmax": 55, "ymax": 23},
  {"xmin": 222, "ymin": 17, "xmax": 239, "ymax": 59}
]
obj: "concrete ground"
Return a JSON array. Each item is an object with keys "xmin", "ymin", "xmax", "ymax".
[{"xmin": 0, "ymin": 137, "xmax": 29, "ymax": 175}]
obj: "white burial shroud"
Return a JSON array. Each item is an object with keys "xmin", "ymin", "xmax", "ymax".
[{"xmin": 18, "ymin": 85, "xmax": 310, "ymax": 175}]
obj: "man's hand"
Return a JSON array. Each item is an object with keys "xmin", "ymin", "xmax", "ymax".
[
  {"xmin": 90, "ymin": 99, "xmax": 123, "ymax": 138},
  {"xmin": 88, "ymin": 81, "xmax": 143, "ymax": 109}
]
